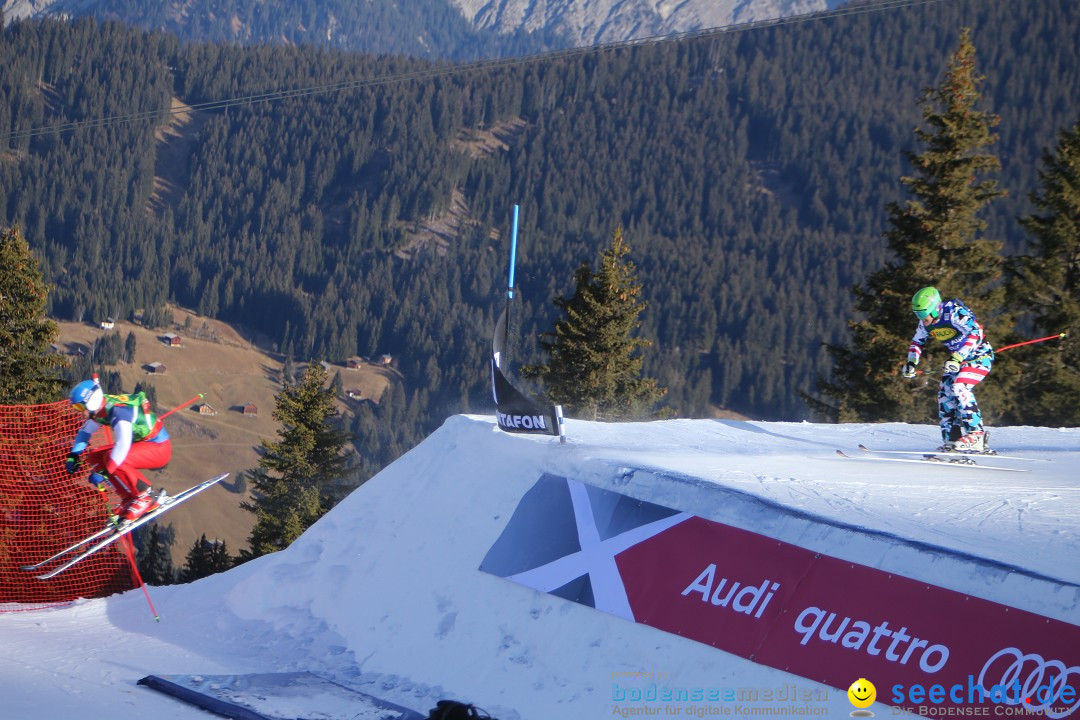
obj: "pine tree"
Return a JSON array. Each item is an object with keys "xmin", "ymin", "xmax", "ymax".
[
  {"xmin": 282, "ymin": 345, "xmax": 297, "ymax": 385},
  {"xmin": 814, "ymin": 29, "xmax": 1009, "ymax": 423},
  {"xmin": 136, "ymin": 523, "xmax": 176, "ymax": 586},
  {"xmin": 124, "ymin": 331, "xmax": 137, "ymax": 364},
  {"xmin": 241, "ymin": 363, "xmax": 352, "ymax": 558},
  {"xmin": 1009, "ymin": 119, "xmax": 1080, "ymax": 425},
  {"xmin": 521, "ymin": 227, "xmax": 666, "ymax": 420},
  {"xmin": 0, "ymin": 226, "xmax": 68, "ymax": 404},
  {"xmin": 207, "ymin": 537, "xmax": 233, "ymax": 574},
  {"xmin": 181, "ymin": 533, "xmax": 211, "ymax": 581},
  {"xmin": 181, "ymin": 533, "xmax": 233, "ymax": 582}
]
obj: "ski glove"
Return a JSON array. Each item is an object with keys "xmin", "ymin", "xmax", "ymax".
[
  {"xmin": 901, "ymin": 354, "xmax": 919, "ymax": 378},
  {"xmin": 943, "ymin": 353, "xmax": 963, "ymax": 374},
  {"xmin": 64, "ymin": 451, "xmax": 82, "ymax": 475},
  {"xmin": 88, "ymin": 471, "xmax": 109, "ymax": 489}
]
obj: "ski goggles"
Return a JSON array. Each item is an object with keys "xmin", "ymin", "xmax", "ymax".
[
  {"xmin": 71, "ymin": 398, "xmax": 102, "ymax": 413},
  {"xmin": 915, "ymin": 307, "xmax": 939, "ymax": 325}
]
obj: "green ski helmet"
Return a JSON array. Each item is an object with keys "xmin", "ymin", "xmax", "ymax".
[{"xmin": 912, "ymin": 286, "xmax": 942, "ymax": 322}]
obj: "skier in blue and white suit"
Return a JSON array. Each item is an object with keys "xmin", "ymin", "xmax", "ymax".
[{"xmin": 902, "ymin": 287, "xmax": 995, "ymax": 452}]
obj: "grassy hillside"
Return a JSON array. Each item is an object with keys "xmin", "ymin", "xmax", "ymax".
[{"xmin": 56, "ymin": 307, "xmax": 397, "ymax": 566}]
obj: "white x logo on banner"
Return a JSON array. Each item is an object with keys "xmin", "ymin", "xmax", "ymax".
[{"xmin": 507, "ymin": 478, "xmax": 690, "ymax": 620}]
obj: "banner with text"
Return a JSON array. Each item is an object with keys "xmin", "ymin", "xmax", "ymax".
[{"xmin": 481, "ymin": 474, "xmax": 1080, "ymax": 717}]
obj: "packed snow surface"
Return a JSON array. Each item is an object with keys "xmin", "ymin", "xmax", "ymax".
[{"xmin": 1, "ymin": 416, "xmax": 1077, "ymax": 719}]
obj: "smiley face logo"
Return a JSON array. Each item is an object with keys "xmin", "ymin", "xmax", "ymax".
[{"xmin": 848, "ymin": 678, "xmax": 876, "ymax": 709}]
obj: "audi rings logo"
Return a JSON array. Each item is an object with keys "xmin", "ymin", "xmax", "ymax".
[{"xmin": 978, "ymin": 647, "xmax": 1080, "ymax": 718}]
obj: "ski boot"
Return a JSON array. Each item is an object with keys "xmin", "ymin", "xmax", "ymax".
[
  {"xmin": 952, "ymin": 430, "xmax": 991, "ymax": 454},
  {"xmin": 113, "ymin": 490, "xmax": 161, "ymax": 525}
]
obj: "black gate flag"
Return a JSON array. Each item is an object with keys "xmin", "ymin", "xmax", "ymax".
[{"xmin": 491, "ymin": 304, "xmax": 564, "ymax": 439}]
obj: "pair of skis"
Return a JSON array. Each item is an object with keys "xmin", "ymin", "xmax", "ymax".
[
  {"xmin": 836, "ymin": 445, "xmax": 1047, "ymax": 473},
  {"xmin": 23, "ymin": 473, "xmax": 229, "ymax": 580}
]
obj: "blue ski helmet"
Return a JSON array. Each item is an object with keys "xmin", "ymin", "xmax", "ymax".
[
  {"xmin": 69, "ymin": 379, "xmax": 104, "ymax": 413},
  {"xmin": 911, "ymin": 287, "xmax": 942, "ymax": 322}
]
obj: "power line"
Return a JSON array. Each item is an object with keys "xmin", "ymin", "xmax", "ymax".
[{"xmin": 4, "ymin": 0, "xmax": 946, "ymax": 145}]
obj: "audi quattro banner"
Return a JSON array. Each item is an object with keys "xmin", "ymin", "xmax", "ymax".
[{"xmin": 481, "ymin": 474, "xmax": 1080, "ymax": 717}]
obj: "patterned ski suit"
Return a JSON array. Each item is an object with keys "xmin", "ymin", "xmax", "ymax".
[
  {"xmin": 70, "ymin": 392, "xmax": 172, "ymax": 505},
  {"xmin": 907, "ymin": 299, "xmax": 994, "ymax": 443}
]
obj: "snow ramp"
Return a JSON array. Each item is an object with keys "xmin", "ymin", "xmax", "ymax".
[{"xmin": 149, "ymin": 415, "xmax": 1079, "ymax": 720}]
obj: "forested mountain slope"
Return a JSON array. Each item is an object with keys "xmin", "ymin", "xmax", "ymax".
[{"xmin": 1, "ymin": 1, "xmax": 1077, "ymax": 473}]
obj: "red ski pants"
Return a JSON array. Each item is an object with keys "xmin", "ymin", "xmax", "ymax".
[{"xmin": 84, "ymin": 440, "xmax": 172, "ymax": 502}]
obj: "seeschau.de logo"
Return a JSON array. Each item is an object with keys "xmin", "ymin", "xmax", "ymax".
[
  {"xmin": 977, "ymin": 647, "xmax": 1080, "ymax": 719},
  {"xmin": 888, "ymin": 646, "xmax": 1079, "ymax": 718}
]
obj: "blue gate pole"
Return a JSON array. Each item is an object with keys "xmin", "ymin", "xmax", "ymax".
[{"xmin": 507, "ymin": 204, "xmax": 519, "ymax": 299}]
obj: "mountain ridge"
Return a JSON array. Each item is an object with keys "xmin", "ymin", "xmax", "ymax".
[
  {"xmin": 2, "ymin": 0, "xmax": 837, "ymax": 57},
  {"xmin": 452, "ymin": 0, "xmax": 832, "ymax": 46}
]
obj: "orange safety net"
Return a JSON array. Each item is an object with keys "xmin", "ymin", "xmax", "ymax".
[{"xmin": 0, "ymin": 401, "xmax": 135, "ymax": 611}]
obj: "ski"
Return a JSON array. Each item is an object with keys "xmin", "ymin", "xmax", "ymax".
[
  {"xmin": 857, "ymin": 444, "xmax": 1047, "ymax": 462},
  {"xmin": 31, "ymin": 473, "xmax": 229, "ymax": 580},
  {"xmin": 20, "ymin": 524, "xmax": 118, "ymax": 572},
  {"xmin": 835, "ymin": 450, "xmax": 1028, "ymax": 473}
]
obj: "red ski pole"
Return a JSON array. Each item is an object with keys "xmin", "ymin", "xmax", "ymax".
[
  {"xmin": 142, "ymin": 392, "xmax": 203, "ymax": 440},
  {"xmin": 119, "ymin": 534, "xmax": 161, "ymax": 621},
  {"xmin": 158, "ymin": 393, "xmax": 204, "ymax": 421},
  {"xmin": 995, "ymin": 332, "xmax": 1067, "ymax": 354}
]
